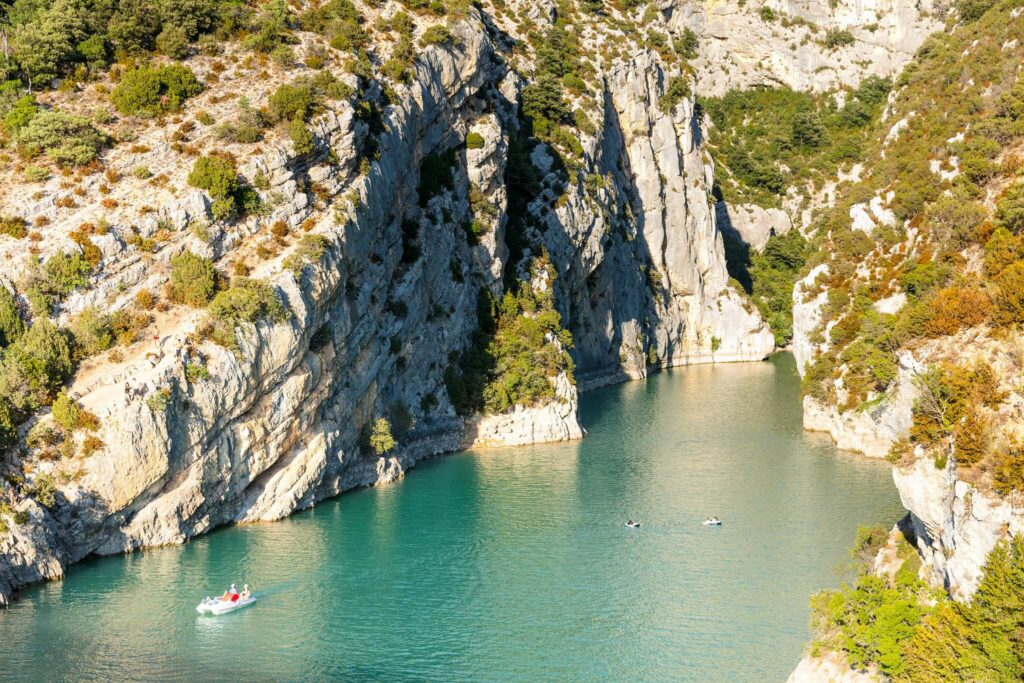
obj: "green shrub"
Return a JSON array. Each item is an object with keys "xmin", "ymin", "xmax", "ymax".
[
  {"xmin": 208, "ymin": 278, "xmax": 288, "ymax": 329},
  {"xmin": 185, "ymin": 362, "xmax": 211, "ymax": 383},
  {"xmin": 16, "ymin": 111, "xmax": 107, "ymax": 166},
  {"xmin": 658, "ymin": 76, "xmax": 691, "ymax": 113},
  {"xmin": 169, "ymin": 251, "xmax": 218, "ymax": 307},
  {"xmin": 522, "ymin": 76, "xmax": 570, "ymax": 125},
  {"xmin": 791, "ymin": 110, "xmax": 828, "ymax": 148},
  {"xmin": 466, "ymin": 131, "xmax": 485, "ymax": 149},
  {"xmin": 69, "ymin": 307, "xmax": 114, "ymax": 358},
  {"xmin": 0, "ymin": 320, "xmax": 75, "ymax": 412},
  {"xmin": 897, "ymin": 537, "xmax": 1024, "ymax": 681},
  {"xmin": 3, "ymin": 95, "xmax": 38, "ymax": 133},
  {"xmin": 27, "ymin": 473, "xmax": 57, "ymax": 507},
  {"xmin": 420, "ymin": 25, "xmax": 454, "ymax": 48},
  {"xmin": 156, "ymin": 25, "xmax": 189, "ymax": 59},
  {"xmin": 823, "ymin": 29, "xmax": 856, "ymax": 49},
  {"xmin": 288, "ymin": 118, "xmax": 314, "ymax": 156},
  {"xmin": 188, "ymin": 155, "xmax": 249, "ymax": 221},
  {"xmin": 111, "ymin": 64, "xmax": 202, "ymax": 116},
  {"xmin": 0, "ymin": 287, "xmax": 25, "ymax": 349},
  {"xmin": 44, "ymin": 252, "xmax": 92, "ymax": 300},
  {"xmin": 189, "ymin": 155, "xmax": 238, "ymax": 199},
  {"xmin": 367, "ymin": 417, "xmax": 396, "ymax": 454},
  {"xmin": 268, "ymin": 83, "xmax": 317, "ymax": 123},
  {"xmin": 146, "ymin": 388, "xmax": 171, "ymax": 412},
  {"xmin": 996, "ymin": 184, "xmax": 1024, "ymax": 233},
  {"xmin": 957, "ymin": 0, "xmax": 998, "ymax": 22}
]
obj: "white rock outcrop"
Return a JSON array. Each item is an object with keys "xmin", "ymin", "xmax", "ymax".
[
  {"xmin": 676, "ymin": 0, "xmax": 943, "ymax": 96},
  {"xmin": 787, "ymin": 653, "xmax": 879, "ymax": 683},
  {"xmin": 894, "ymin": 459, "xmax": 1024, "ymax": 601}
]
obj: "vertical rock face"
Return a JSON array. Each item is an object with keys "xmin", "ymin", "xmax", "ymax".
[
  {"xmin": 0, "ymin": 9, "xmax": 773, "ymax": 602},
  {"xmin": 542, "ymin": 52, "xmax": 774, "ymax": 390},
  {"xmin": 894, "ymin": 459, "xmax": 1024, "ymax": 602}
]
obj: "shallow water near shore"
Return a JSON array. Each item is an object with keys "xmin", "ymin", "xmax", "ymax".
[{"xmin": 0, "ymin": 353, "xmax": 902, "ymax": 682}]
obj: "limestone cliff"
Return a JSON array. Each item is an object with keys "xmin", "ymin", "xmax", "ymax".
[{"xmin": 0, "ymin": 0, "xmax": 774, "ymax": 602}]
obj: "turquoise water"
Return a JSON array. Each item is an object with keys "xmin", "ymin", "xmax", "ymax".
[{"xmin": 0, "ymin": 354, "xmax": 903, "ymax": 682}]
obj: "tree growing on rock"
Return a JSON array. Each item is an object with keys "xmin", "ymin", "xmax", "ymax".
[{"xmin": 168, "ymin": 251, "xmax": 218, "ymax": 307}]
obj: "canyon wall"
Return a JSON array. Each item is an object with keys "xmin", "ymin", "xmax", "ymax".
[{"xmin": 0, "ymin": 5, "xmax": 773, "ymax": 602}]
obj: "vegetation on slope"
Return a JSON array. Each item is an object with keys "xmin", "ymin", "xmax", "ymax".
[
  {"xmin": 703, "ymin": 77, "xmax": 891, "ymax": 208},
  {"xmin": 725, "ymin": 229, "xmax": 810, "ymax": 346},
  {"xmin": 801, "ymin": 0, "xmax": 1024, "ymax": 423},
  {"xmin": 446, "ymin": 257, "xmax": 575, "ymax": 416},
  {"xmin": 810, "ymin": 527, "xmax": 1024, "ymax": 681}
]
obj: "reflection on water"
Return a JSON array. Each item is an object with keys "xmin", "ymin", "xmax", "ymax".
[{"xmin": 0, "ymin": 354, "xmax": 902, "ymax": 682}]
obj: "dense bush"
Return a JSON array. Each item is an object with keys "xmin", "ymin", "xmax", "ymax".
[
  {"xmin": 111, "ymin": 63, "xmax": 202, "ymax": 116},
  {"xmin": 420, "ymin": 25, "xmax": 454, "ymax": 48},
  {"xmin": 287, "ymin": 118, "xmax": 314, "ymax": 156},
  {"xmin": 703, "ymin": 80, "xmax": 886, "ymax": 206},
  {"xmin": 896, "ymin": 536, "xmax": 1024, "ymax": 681},
  {"xmin": 910, "ymin": 361, "xmax": 1005, "ymax": 453},
  {"xmin": 168, "ymin": 251, "xmax": 217, "ymax": 307},
  {"xmin": 24, "ymin": 251, "xmax": 92, "ymax": 315},
  {"xmin": 206, "ymin": 278, "xmax": 289, "ymax": 348},
  {"xmin": 726, "ymin": 230, "xmax": 809, "ymax": 346},
  {"xmin": 657, "ymin": 76, "xmax": 690, "ymax": 113},
  {"xmin": 0, "ymin": 287, "xmax": 25, "ymax": 349},
  {"xmin": 0, "ymin": 320, "xmax": 75, "ymax": 418},
  {"xmin": 810, "ymin": 529, "xmax": 928, "ymax": 678},
  {"xmin": 15, "ymin": 111, "xmax": 107, "ymax": 166},
  {"xmin": 823, "ymin": 29, "xmax": 855, "ymax": 49},
  {"xmin": 51, "ymin": 390, "xmax": 97, "ymax": 433},
  {"xmin": 188, "ymin": 155, "xmax": 248, "ymax": 221},
  {"xmin": 69, "ymin": 307, "xmax": 114, "ymax": 358},
  {"xmin": 268, "ymin": 83, "xmax": 317, "ymax": 123},
  {"xmin": 0, "ymin": 0, "xmax": 228, "ymax": 90},
  {"xmin": 447, "ymin": 262, "xmax": 575, "ymax": 416},
  {"xmin": 996, "ymin": 184, "xmax": 1024, "ymax": 233},
  {"xmin": 994, "ymin": 262, "xmax": 1024, "ymax": 326}
]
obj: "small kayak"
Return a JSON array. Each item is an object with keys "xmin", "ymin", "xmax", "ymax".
[
  {"xmin": 196, "ymin": 595, "xmax": 256, "ymax": 615},
  {"xmin": 702, "ymin": 518, "xmax": 722, "ymax": 526},
  {"xmin": 625, "ymin": 522, "xmax": 641, "ymax": 528}
]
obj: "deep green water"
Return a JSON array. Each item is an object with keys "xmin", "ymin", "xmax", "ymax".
[{"xmin": 0, "ymin": 354, "xmax": 903, "ymax": 682}]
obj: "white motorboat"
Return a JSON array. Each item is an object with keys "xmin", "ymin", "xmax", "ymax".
[
  {"xmin": 625, "ymin": 521, "xmax": 641, "ymax": 529},
  {"xmin": 196, "ymin": 594, "xmax": 256, "ymax": 615},
  {"xmin": 702, "ymin": 517, "xmax": 722, "ymax": 526}
]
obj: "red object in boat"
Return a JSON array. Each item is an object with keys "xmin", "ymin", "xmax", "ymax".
[{"xmin": 231, "ymin": 594, "xmax": 239, "ymax": 602}]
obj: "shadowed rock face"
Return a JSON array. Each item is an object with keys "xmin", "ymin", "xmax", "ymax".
[{"xmin": 0, "ymin": 8, "xmax": 774, "ymax": 602}]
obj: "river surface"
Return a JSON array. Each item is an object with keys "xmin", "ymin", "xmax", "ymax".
[{"xmin": 0, "ymin": 354, "xmax": 903, "ymax": 682}]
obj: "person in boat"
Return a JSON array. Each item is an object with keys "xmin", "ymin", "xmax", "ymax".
[{"xmin": 241, "ymin": 584, "xmax": 251, "ymax": 600}]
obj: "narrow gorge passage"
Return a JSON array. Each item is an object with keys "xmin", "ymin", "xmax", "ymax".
[{"xmin": 0, "ymin": 355, "xmax": 902, "ymax": 682}]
